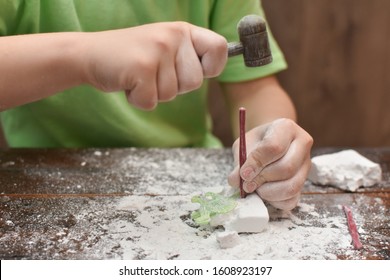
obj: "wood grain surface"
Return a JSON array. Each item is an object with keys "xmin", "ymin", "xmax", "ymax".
[
  {"xmin": 263, "ymin": 0, "xmax": 390, "ymax": 147},
  {"xmin": 0, "ymin": 148, "xmax": 388, "ymax": 260}
]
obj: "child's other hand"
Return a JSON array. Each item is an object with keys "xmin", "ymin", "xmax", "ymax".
[{"xmin": 228, "ymin": 118, "xmax": 313, "ymax": 210}]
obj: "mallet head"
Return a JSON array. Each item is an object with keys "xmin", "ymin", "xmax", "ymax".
[{"xmin": 228, "ymin": 15, "xmax": 273, "ymax": 67}]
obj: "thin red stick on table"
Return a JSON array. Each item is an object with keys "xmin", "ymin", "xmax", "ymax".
[
  {"xmin": 239, "ymin": 107, "xmax": 247, "ymax": 199},
  {"xmin": 342, "ymin": 205, "xmax": 363, "ymax": 250}
]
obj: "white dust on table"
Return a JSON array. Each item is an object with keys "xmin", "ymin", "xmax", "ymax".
[
  {"xmin": 116, "ymin": 150, "xmax": 231, "ymax": 195},
  {"xmin": 94, "ymin": 150, "xmax": 375, "ymax": 260},
  {"xmin": 3, "ymin": 148, "xmax": 387, "ymax": 260},
  {"xmin": 108, "ymin": 196, "xmax": 362, "ymax": 260}
]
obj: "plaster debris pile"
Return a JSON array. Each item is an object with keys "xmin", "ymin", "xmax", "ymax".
[
  {"xmin": 308, "ymin": 149, "xmax": 382, "ymax": 191},
  {"xmin": 113, "ymin": 196, "xmax": 358, "ymax": 259},
  {"xmin": 190, "ymin": 186, "xmax": 269, "ymax": 248}
]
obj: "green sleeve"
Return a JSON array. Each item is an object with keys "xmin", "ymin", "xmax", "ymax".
[
  {"xmin": 0, "ymin": 0, "xmax": 19, "ymax": 35},
  {"xmin": 0, "ymin": 0, "xmax": 41, "ymax": 36},
  {"xmin": 209, "ymin": 0, "xmax": 287, "ymax": 82}
]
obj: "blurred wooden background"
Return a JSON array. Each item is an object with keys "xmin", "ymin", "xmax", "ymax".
[
  {"xmin": 210, "ymin": 0, "xmax": 390, "ymax": 147},
  {"xmin": 1, "ymin": 0, "xmax": 390, "ymax": 148}
]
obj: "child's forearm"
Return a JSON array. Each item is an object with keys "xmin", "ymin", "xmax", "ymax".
[{"xmin": 0, "ymin": 32, "xmax": 87, "ymax": 110}]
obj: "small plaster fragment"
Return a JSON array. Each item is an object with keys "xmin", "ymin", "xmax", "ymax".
[{"xmin": 216, "ymin": 231, "xmax": 240, "ymax": 249}]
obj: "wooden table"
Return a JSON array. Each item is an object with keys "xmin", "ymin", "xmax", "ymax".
[{"xmin": 0, "ymin": 147, "xmax": 389, "ymax": 260}]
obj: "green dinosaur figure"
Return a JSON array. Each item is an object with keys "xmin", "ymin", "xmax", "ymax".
[{"xmin": 191, "ymin": 192, "xmax": 238, "ymax": 225}]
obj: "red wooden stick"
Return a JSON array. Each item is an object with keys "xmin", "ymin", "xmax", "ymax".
[
  {"xmin": 342, "ymin": 205, "xmax": 363, "ymax": 250},
  {"xmin": 239, "ymin": 107, "xmax": 247, "ymax": 199}
]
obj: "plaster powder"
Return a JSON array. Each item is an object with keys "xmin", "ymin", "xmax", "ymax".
[{"xmin": 2, "ymin": 149, "xmax": 386, "ymax": 260}]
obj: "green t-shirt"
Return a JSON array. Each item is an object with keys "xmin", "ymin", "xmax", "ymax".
[{"xmin": 0, "ymin": 0, "xmax": 287, "ymax": 148}]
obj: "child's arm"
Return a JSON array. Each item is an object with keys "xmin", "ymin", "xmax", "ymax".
[{"xmin": 0, "ymin": 22, "xmax": 227, "ymax": 111}]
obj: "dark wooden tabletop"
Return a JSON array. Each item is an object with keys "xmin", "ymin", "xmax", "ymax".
[{"xmin": 0, "ymin": 147, "xmax": 389, "ymax": 260}]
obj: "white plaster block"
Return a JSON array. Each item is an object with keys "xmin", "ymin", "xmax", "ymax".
[
  {"xmin": 216, "ymin": 231, "xmax": 240, "ymax": 249},
  {"xmin": 210, "ymin": 193, "xmax": 269, "ymax": 233},
  {"xmin": 308, "ymin": 149, "xmax": 382, "ymax": 191}
]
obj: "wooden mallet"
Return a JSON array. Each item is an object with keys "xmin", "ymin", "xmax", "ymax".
[{"xmin": 227, "ymin": 15, "xmax": 273, "ymax": 67}]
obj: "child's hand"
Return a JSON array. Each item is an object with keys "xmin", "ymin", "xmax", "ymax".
[
  {"xmin": 228, "ymin": 118, "xmax": 313, "ymax": 210},
  {"xmin": 82, "ymin": 22, "xmax": 228, "ymax": 110}
]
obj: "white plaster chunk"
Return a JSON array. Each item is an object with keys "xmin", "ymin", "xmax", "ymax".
[
  {"xmin": 210, "ymin": 193, "xmax": 269, "ymax": 233},
  {"xmin": 308, "ymin": 149, "xmax": 382, "ymax": 192},
  {"xmin": 216, "ymin": 231, "xmax": 241, "ymax": 249}
]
